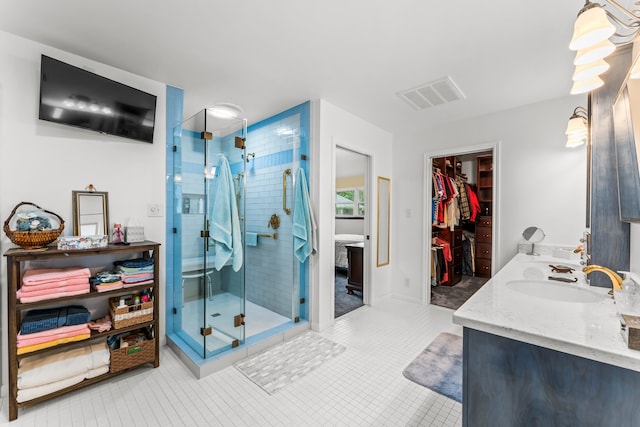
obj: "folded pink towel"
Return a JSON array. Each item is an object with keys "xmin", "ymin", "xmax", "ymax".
[
  {"xmin": 22, "ymin": 267, "xmax": 91, "ymax": 286},
  {"xmin": 19, "ymin": 277, "xmax": 89, "ymax": 291},
  {"xmin": 17, "ymin": 287, "xmax": 90, "ymax": 303},
  {"xmin": 18, "ymin": 283, "xmax": 88, "ymax": 298},
  {"xmin": 17, "ymin": 325, "xmax": 90, "ymax": 348}
]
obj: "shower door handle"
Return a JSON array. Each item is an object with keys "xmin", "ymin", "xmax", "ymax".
[
  {"xmin": 283, "ymin": 168, "xmax": 292, "ymax": 215},
  {"xmin": 203, "ymin": 220, "xmax": 216, "ymax": 250}
]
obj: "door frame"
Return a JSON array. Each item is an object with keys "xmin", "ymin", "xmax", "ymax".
[
  {"xmin": 332, "ymin": 142, "xmax": 372, "ymax": 317},
  {"xmin": 423, "ymin": 140, "xmax": 501, "ymax": 306}
]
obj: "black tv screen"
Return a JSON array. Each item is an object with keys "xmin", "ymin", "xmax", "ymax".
[{"xmin": 38, "ymin": 55, "xmax": 157, "ymax": 143}]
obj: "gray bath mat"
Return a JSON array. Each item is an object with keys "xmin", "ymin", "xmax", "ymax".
[
  {"xmin": 402, "ymin": 332, "xmax": 463, "ymax": 402},
  {"xmin": 234, "ymin": 331, "xmax": 346, "ymax": 394}
]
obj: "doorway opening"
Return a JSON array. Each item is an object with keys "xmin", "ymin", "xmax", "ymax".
[
  {"xmin": 334, "ymin": 146, "xmax": 369, "ymax": 318},
  {"xmin": 426, "ymin": 144, "xmax": 497, "ymax": 310}
]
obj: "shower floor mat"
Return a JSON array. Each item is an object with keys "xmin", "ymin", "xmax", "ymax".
[{"xmin": 234, "ymin": 331, "xmax": 346, "ymax": 394}]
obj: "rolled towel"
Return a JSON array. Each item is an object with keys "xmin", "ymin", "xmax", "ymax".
[{"xmin": 246, "ymin": 232, "xmax": 258, "ymax": 247}]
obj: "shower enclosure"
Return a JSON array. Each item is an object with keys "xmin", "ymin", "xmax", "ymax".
[{"xmin": 168, "ymin": 103, "xmax": 309, "ymax": 361}]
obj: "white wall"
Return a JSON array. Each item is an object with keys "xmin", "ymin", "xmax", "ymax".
[
  {"xmin": 335, "ymin": 218, "xmax": 364, "ymax": 235},
  {"xmin": 392, "ymin": 95, "xmax": 588, "ymax": 303},
  {"xmin": 310, "ymin": 99, "xmax": 393, "ymax": 331},
  {"xmin": 0, "ymin": 31, "xmax": 167, "ymax": 391}
]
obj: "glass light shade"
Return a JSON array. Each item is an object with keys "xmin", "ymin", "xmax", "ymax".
[
  {"xmin": 631, "ymin": 59, "xmax": 640, "ymax": 79},
  {"xmin": 565, "ymin": 116, "xmax": 588, "ymax": 135},
  {"xmin": 566, "ymin": 136, "xmax": 587, "ymax": 147},
  {"xmin": 574, "ymin": 39, "xmax": 616, "ymax": 65},
  {"xmin": 569, "ymin": 6, "xmax": 616, "ymax": 51},
  {"xmin": 570, "ymin": 76, "xmax": 604, "ymax": 94},
  {"xmin": 572, "ymin": 59, "xmax": 609, "ymax": 81}
]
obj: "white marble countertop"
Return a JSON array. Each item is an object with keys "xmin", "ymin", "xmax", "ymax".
[{"xmin": 453, "ymin": 253, "xmax": 640, "ymax": 372}]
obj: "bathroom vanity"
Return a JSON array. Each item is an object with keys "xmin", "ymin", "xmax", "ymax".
[{"xmin": 453, "ymin": 253, "xmax": 640, "ymax": 426}]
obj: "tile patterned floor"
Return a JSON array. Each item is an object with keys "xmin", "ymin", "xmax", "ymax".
[{"xmin": 2, "ymin": 298, "xmax": 462, "ymax": 426}]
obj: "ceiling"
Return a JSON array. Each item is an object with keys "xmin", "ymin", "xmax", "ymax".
[{"xmin": 1, "ymin": 1, "xmax": 587, "ymax": 136}]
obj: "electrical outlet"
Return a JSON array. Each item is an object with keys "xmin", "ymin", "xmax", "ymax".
[{"xmin": 147, "ymin": 203, "xmax": 163, "ymax": 217}]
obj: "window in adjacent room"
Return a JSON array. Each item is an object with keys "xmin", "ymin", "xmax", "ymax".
[{"xmin": 336, "ymin": 188, "xmax": 365, "ymax": 217}]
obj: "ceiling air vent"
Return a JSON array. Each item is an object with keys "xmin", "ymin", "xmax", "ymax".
[{"xmin": 398, "ymin": 76, "xmax": 466, "ymax": 111}]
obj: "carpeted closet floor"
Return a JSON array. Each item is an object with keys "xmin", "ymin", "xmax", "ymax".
[{"xmin": 430, "ymin": 275, "xmax": 489, "ymax": 310}]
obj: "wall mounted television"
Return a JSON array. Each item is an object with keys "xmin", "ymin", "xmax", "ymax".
[{"xmin": 38, "ymin": 55, "xmax": 157, "ymax": 143}]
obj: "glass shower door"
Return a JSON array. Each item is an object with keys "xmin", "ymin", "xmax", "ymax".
[
  {"xmin": 172, "ymin": 109, "xmax": 246, "ymax": 358},
  {"xmin": 202, "ymin": 113, "xmax": 247, "ymax": 356}
]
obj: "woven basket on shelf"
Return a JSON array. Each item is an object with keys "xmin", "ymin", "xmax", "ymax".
[{"xmin": 3, "ymin": 202, "xmax": 65, "ymax": 250}]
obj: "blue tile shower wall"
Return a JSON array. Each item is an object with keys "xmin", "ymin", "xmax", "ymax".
[{"xmin": 244, "ymin": 112, "xmax": 303, "ymax": 318}]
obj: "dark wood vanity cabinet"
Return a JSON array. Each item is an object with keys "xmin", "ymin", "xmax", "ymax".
[{"xmin": 346, "ymin": 243, "xmax": 364, "ymax": 294}]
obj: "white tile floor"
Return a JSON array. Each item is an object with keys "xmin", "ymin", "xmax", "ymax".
[{"xmin": 2, "ymin": 297, "xmax": 463, "ymax": 426}]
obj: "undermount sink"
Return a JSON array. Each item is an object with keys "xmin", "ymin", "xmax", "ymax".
[{"xmin": 507, "ymin": 280, "xmax": 605, "ymax": 303}]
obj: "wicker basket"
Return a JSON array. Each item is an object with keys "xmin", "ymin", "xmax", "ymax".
[
  {"xmin": 3, "ymin": 202, "xmax": 64, "ymax": 249},
  {"xmin": 109, "ymin": 298, "xmax": 153, "ymax": 329},
  {"xmin": 110, "ymin": 334, "xmax": 155, "ymax": 373}
]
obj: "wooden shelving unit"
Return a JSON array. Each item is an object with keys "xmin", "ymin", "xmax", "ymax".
[
  {"xmin": 4, "ymin": 241, "xmax": 160, "ymax": 421},
  {"xmin": 475, "ymin": 154, "xmax": 493, "ymax": 278}
]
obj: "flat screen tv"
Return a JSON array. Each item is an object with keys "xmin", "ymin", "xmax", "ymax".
[{"xmin": 38, "ymin": 55, "xmax": 157, "ymax": 143}]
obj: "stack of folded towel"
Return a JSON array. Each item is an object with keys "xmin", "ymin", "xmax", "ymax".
[
  {"xmin": 113, "ymin": 258, "xmax": 154, "ymax": 287},
  {"xmin": 17, "ymin": 342, "xmax": 110, "ymax": 403},
  {"xmin": 16, "ymin": 267, "xmax": 91, "ymax": 303},
  {"xmin": 89, "ymin": 271, "xmax": 123, "ymax": 292},
  {"xmin": 18, "ymin": 306, "xmax": 91, "ymax": 355}
]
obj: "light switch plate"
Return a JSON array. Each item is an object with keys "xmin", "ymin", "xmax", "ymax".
[{"xmin": 147, "ymin": 203, "xmax": 163, "ymax": 217}]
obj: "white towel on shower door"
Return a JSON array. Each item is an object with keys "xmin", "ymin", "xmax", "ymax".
[{"xmin": 211, "ymin": 156, "xmax": 243, "ymax": 272}]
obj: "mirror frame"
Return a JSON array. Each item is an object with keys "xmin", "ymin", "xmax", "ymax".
[
  {"xmin": 377, "ymin": 176, "xmax": 390, "ymax": 267},
  {"xmin": 613, "ymin": 79, "xmax": 640, "ymax": 223},
  {"xmin": 72, "ymin": 191, "xmax": 109, "ymax": 236}
]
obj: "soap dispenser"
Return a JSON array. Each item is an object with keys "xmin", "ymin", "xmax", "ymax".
[
  {"xmin": 619, "ymin": 271, "xmax": 640, "ymax": 314},
  {"xmin": 620, "ymin": 272, "xmax": 637, "ymax": 294}
]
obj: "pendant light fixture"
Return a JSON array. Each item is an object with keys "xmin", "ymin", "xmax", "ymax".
[{"xmin": 568, "ymin": 1, "xmax": 640, "ymax": 94}]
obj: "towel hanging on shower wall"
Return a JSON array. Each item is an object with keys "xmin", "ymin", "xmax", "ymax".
[
  {"xmin": 293, "ymin": 168, "xmax": 317, "ymax": 263},
  {"xmin": 211, "ymin": 156, "xmax": 243, "ymax": 272}
]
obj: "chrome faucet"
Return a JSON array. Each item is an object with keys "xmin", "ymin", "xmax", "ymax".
[{"xmin": 582, "ymin": 265, "xmax": 623, "ymax": 291}]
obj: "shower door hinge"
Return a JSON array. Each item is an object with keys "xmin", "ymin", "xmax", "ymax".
[
  {"xmin": 201, "ymin": 131, "xmax": 213, "ymax": 140},
  {"xmin": 300, "ymin": 298, "xmax": 305, "ymax": 304},
  {"xmin": 200, "ymin": 326, "xmax": 213, "ymax": 336},
  {"xmin": 173, "ymin": 307, "xmax": 177, "ymax": 315},
  {"xmin": 235, "ymin": 136, "xmax": 246, "ymax": 149},
  {"xmin": 232, "ymin": 339, "xmax": 239, "ymax": 348},
  {"xmin": 301, "ymin": 154, "xmax": 307, "ymax": 161},
  {"xmin": 234, "ymin": 313, "xmax": 245, "ymax": 327},
  {"xmin": 173, "ymin": 145, "xmax": 177, "ymax": 152},
  {"xmin": 201, "ymin": 230, "xmax": 210, "ymax": 238},
  {"xmin": 294, "ymin": 316, "xmax": 300, "ymax": 323},
  {"xmin": 173, "ymin": 227, "xmax": 177, "ymax": 234}
]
